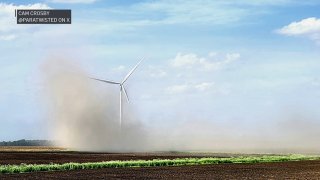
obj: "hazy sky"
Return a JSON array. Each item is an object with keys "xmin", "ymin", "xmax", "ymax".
[{"xmin": 0, "ymin": 0, "xmax": 320, "ymax": 141}]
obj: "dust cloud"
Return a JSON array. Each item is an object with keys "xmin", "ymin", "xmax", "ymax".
[
  {"xmin": 42, "ymin": 58, "xmax": 147, "ymax": 152},
  {"xmin": 41, "ymin": 58, "xmax": 320, "ymax": 154}
]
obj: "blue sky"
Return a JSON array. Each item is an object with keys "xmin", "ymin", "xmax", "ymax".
[{"xmin": 0, "ymin": 0, "xmax": 320, "ymax": 141}]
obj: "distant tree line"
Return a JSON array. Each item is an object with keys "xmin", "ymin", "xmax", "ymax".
[{"xmin": 0, "ymin": 139, "xmax": 55, "ymax": 146}]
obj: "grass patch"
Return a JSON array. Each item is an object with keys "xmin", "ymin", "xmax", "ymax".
[{"xmin": 0, "ymin": 154, "xmax": 319, "ymax": 174}]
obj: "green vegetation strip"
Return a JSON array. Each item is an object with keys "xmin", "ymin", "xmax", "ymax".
[{"xmin": 0, "ymin": 154, "xmax": 319, "ymax": 174}]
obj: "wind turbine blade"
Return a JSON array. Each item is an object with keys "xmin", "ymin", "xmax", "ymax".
[
  {"xmin": 122, "ymin": 85, "xmax": 130, "ymax": 103},
  {"xmin": 121, "ymin": 57, "xmax": 144, "ymax": 84},
  {"xmin": 90, "ymin": 77, "xmax": 120, "ymax": 84}
]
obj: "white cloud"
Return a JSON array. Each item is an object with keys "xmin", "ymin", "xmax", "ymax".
[
  {"xmin": 194, "ymin": 82, "xmax": 214, "ymax": 91},
  {"xmin": 225, "ymin": 53, "xmax": 241, "ymax": 63},
  {"xmin": 113, "ymin": 65, "xmax": 126, "ymax": 72},
  {"xmin": 171, "ymin": 53, "xmax": 205, "ymax": 68},
  {"xmin": 166, "ymin": 84, "xmax": 189, "ymax": 94},
  {"xmin": 146, "ymin": 65, "xmax": 167, "ymax": 78},
  {"xmin": 166, "ymin": 82, "xmax": 214, "ymax": 94},
  {"xmin": 0, "ymin": 34, "xmax": 16, "ymax": 41},
  {"xmin": 170, "ymin": 52, "xmax": 240, "ymax": 71},
  {"xmin": 150, "ymin": 70, "xmax": 167, "ymax": 78},
  {"xmin": 49, "ymin": 0, "xmax": 97, "ymax": 4},
  {"xmin": 0, "ymin": 3, "xmax": 50, "ymax": 40},
  {"xmin": 276, "ymin": 17, "xmax": 320, "ymax": 43},
  {"xmin": 208, "ymin": 51, "xmax": 218, "ymax": 57}
]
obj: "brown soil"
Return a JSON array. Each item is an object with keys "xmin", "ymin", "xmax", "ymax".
[
  {"xmin": 1, "ymin": 150, "xmax": 320, "ymax": 179},
  {"xmin": 1, "ymin": 160, "xmax": 320, "ymax": 179}
]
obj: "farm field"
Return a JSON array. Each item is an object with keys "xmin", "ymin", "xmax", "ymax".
[{"xmin": 1, "ymin": 147, "xmax": 320, "ymax": 179}]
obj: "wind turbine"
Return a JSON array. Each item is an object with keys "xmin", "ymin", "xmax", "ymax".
[{"xmin": 90, "ymin": 58, "xmax": 144, "ymax": 128}]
